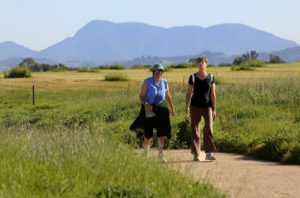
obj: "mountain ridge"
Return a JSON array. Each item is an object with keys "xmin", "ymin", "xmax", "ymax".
[{"xmin": 0, "ymin": 20, "xmax": 299, "ymax": 67}]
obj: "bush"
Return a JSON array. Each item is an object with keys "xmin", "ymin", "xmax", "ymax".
[
  {"xmin": 104, "ymin": 74, "xmax": 129, "ymax": 81},
  {"xmin": 231, "ymin": 65, "xmax": 254, "ymax": 71},
  {"xmin": 97, "ymin": 65, "xmax": 126, "ymax": 70},
  {"xmin": 231, "ymin": 60, "xmax": 265, "ymax": 71},
  {"xmin": 95, "ymin": 186, "xmax": 156, "ymax": 198},
  {"xmin": 4, "ymin": 66, "xmax": 31, "ymax": 78},
  {"xmin": 268, "ymin": 55, "xmax": 285, "ymax": 64},
  {"xmin": 168, "ymin": 63, "xmax": 196, "ymax": 69},
  {"xmin": 77, "ymin": 67, "xmax": 100, "ymax": 73},
  {"xmin": 244, "ymin": 59, "xmax": 265, "ymax": 67},
  {"xmin": 63, "ymin": 111, "xmax": 94, "ymax": 129},
  {"xmin": 164, "ymin": 67, "xmax": 172, "ymax": 72},
  {"xmin": 130, "ymin": 65, "xmax": 151, "ymax": 69},
  {"xmin": 77, "ymin": 67, "xmax": 89, "ymax": 72},
  {"xmin": 169, "ymin": 63, "xmax": 189, "ymax": 69},
  {"xmin": 107, "ymin": 65, "xmax": 126, "ymax": 70},
  {"xmin": 218, "ymin": 63, "xmax": 232, "ymax": 67},
  {"xmin": 174, "ymin": 118, "xmax": 192, "ymax": 149},
  {"xmin": 250, "ymin": 129, "xmax": 300, "ymax": 163}
]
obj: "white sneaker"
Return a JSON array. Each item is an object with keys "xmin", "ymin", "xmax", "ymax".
[
  {"xmin": 159, "ymin": 153, "xmax": 167, "ymax": 162},
  {"xmin": 205, "ymin": 153, "xmax": 216, "ymax": 161},
  {"xmin": 143, "ymin": 145, "xmax": 150, "ymax": 156},
  {"xmin": 193, "ymin": 154, "xmax": 201, "ymax": 162}
]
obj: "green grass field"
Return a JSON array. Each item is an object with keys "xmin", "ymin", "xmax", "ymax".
[{"xmin": 0, "ymin": 63, "xmax": 300, "ymax": 197}]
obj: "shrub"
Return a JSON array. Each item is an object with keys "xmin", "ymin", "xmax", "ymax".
[
  {"xmin": 89, "ymin": 67, "xmax": 101, "ymax": 73},
  {"xmin": 104, "ymin": 74, "xmax": 129, "ymax": 81},
  {"xmin": 97, "ymin": 65, "xmax": 126, "ymax": 70},
  {"xmin": 4, "ymin": 66, "xmax": 31, "ymax": 78},
  {"xmin": 95, "ymin": 186, "xmax": 156, "ymax": 198},
  {"xmin": 164, "ymin": 67, "xmax": 172, "ymax": 72},
  {"xmin": 231, "ymin": 60, "xmax": 265, "ymax": 71},
  {"xmin": 174, "ymin": 118, "xmax": 192, "ymax": 149},
  {"xmin": 268, "ymin": 55, "xmax": 285, "ymax": 64},
  {"xmin": 108, "ymin": 65, "xmax": 126, "ymax": 70},
  {"xmin": 169, "ymin": 63, "xmax": 189, "ymax": 69},
  {"xmin": 63, "ymin": 111, "xmax": 94, "ymax": 128},
  {"xmin": 250, "ymin": 128, "xmax": 299, "ymax": 163},
  {"xmin": 244, "ymin": 59, "xmax": 265, "ymax": 67},
  {"xmin": 77, "ymin": 67, "xmax": 100, "ymax": 73},
  {"xmin": 77, "ymin": 67, "xmax": 89, "ymax": 72},
  {"xmin": 218, "ymin": 63, "xmax": 232, "ymax": 67},
  {"xmin": 130, "ymin": 65, "xmax": 151, "ymax": 69},
  {"xmin": 168, "ymin": 63, "xmax": 196, "ymax": 69},
  {"xmin": 231, "ymin": 65, "xmax": 254, "ymax": 71}
]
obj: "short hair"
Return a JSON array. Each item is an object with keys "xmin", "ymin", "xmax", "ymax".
[{"xmin": 197, "ymin": 56, "xmax": 208, "ymax": 64}]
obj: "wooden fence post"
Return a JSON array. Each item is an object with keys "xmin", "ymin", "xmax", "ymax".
[{"xmin": 32, "ymin": 85, "xmax": 35, "ymax": 105}]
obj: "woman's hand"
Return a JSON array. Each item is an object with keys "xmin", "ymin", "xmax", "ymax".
[
  {"xmin": 212, "ymin": 109, "xmax": 216, "ymax": 120},
  {"xmin": 144, "ymin": 103, "xmax": 153, "ymax": 112},
  {"xmin": 171, "ymin": 108, "xmax": 176, "ymax": 116},
  {"xmin": 185, "ymin": 106, "xmax": 190, "ymax": 115}
]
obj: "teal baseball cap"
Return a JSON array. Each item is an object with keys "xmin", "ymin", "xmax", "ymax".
[{"xmin": 152, "ymin": 63, "xmax": 164, "ymax": 71}]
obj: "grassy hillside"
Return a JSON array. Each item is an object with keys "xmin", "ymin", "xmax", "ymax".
[{"xmin": 0, "ymin": 63, "xmax": 300, "ymax": 196}]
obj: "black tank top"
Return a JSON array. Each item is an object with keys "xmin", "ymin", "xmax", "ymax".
[{"xmin": 188, "ymin": 73, "xmax": 215, "ymax": 108}]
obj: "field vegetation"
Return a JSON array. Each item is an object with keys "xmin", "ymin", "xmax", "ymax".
[
  {"xmin": 0, "ymin": 67, "xmax": 225, "ymax": 197},
  {"xmin": 0, "ymin": 63, "xmax": 300, "ymax": 197},
  {"xmin": 4, "ymin": 66, "xmax": 32, "ymax": 78}
]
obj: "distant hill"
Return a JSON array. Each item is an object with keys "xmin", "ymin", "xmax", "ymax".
[
  {"xmin": 0, "ymin": 57, "xmax": 23, "ymax": 70},
  {"xmin": 36, "ymin": 20, "xmax": 297, "ymax": 63},
  {"xmin": 0, "ymin": 41, "xmax": 37, "ymax": 60},
  {"xmin": 123, "ymin": 46, "xmax": 300, "ymax": 66},
  {"xmin": 0, "ymin": 20, "xmax": 299, "ymax": 67},
  {"xmin": 121, "ymin": 51, "xmax": 235, "ymax": 66},
  {"xmin": 272, "ymin": 46, "xmax": 300, "ymax": 62}
]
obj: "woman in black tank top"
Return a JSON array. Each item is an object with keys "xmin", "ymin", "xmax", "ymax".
[{"xmin": 185, "ymin": 56, "xmax": 217, "ymax": 161}]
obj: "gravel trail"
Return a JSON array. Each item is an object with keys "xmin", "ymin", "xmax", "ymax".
[{"xmin": 149, "ymin": 149, "xmax": 300, "ymax": 198}]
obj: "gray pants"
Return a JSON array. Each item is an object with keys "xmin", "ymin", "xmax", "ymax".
[{"xmin": 190, "ymin": 106, "xmax": 216, "ymax": 156}]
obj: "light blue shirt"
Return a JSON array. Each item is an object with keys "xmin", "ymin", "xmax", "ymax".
[{"xmin": 144, "ymin": 77, "xmax": 168, "ymax": 105}]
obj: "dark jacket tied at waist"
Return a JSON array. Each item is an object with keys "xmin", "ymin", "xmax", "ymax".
[{"xmin": 130, "ymin": 104, "xmax": 171, "ymax": 138}]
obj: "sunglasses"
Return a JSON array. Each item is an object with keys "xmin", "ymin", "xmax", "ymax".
[{"xmin": 154, "ymin": 69, "xmax": 164, "ymax": 72}]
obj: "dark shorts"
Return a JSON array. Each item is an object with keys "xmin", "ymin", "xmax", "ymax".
[{"xmin": 144, "ymin": 106, "xmax": 171, "ymax": 139}]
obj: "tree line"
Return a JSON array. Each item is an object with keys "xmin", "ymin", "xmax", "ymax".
[
  {"xmin": 233, "ymin": 50, "xmax": 285, "ymax": 65},
  {"xmin": 16, "ymin": 52, "xmax": 288, "ymax": 73}
]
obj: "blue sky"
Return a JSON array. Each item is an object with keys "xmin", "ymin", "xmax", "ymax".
[{"xmin": 1, "ymin": 0, "xmax": 299, "ymax": 51}]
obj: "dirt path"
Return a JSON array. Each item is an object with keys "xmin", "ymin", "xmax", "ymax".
[{"xmin": 149, "ymin": 149, "xmax": 300, "ymax": 198}]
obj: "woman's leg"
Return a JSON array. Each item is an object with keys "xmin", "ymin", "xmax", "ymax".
[
  {"xmin": 157, "ymin": 136, "xmax": 166, "ymax": 161},
  {"xmin": 190, "ymin": 106, "xmax": 202, "ymax": 157},
  {"xmin": 144, "ymin": 117, "xmax": 154, "ymax": 155},
  {"xmin": 143, "ymin": 137, "xmax": 151, "ymax": 155},
  {"xmin": 203, "ymin": 108, "xmax": 216, "ymax": 155}
]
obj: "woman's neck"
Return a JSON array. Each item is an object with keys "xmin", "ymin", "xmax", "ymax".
[
  {"xmin": 153, "ymin": 76, "xmax": 161, "ymax": 82},
  {"xmin": 198, "ymin": 69, "xmax": 207, "ymax": 75}
]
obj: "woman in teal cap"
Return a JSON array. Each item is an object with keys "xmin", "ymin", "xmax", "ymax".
[{"xmin": 139, "ymin": 63, "xmax": 175, "ymax": 162}]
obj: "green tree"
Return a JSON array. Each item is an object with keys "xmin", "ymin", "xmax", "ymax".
[
  {"xmin": 268, "ymin": 55, "xmax": 285, "ymax": 64},
  {"xmin": 233, "ymin": 57, "xmax": 244, "ymax": 65},
  {"xmin": 19, "ymin": 57, "xmax": 37, "ymax": 67},
  {"xmin": 233, "ymin": 50, "xmax": 259, "ymax": 65}
]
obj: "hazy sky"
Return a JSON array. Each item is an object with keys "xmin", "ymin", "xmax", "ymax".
[{"xmin": 1, "ymin": 0, "xmax": 299, "ymax": 51}]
